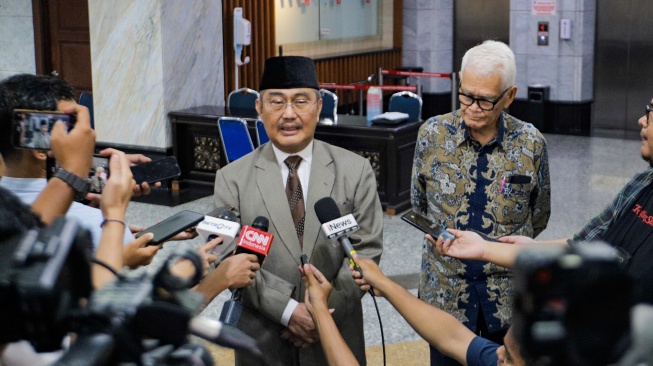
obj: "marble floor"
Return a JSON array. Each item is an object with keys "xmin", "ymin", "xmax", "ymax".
[{"xmin": 125, "ymin": 132, "xmax": 647, "ymax": 363}]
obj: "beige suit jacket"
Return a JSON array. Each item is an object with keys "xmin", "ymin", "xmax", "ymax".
[{"xmin": 213, "ymin": 139, "xmax": 383, "ymax": 366}]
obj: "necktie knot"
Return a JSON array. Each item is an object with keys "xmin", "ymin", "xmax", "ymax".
[{"xmin": 285, "ymin": 155, "xmax": 302, "ymax": 171}]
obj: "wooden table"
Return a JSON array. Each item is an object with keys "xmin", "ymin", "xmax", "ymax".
[{"xmin": 169, "ymin": 106, "xmax": 421, "ymax": 214}]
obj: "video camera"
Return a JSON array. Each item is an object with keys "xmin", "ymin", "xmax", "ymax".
[
  {"xmin": 512, "ymin": 241, "xmax": 634, "ymax": 366},
  {"xmin": 0, "ymin": 217, "xmax": 261, "ymax": 365}
]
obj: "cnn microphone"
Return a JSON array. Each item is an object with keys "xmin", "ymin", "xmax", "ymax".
[
  {"xmin": 219, "ymin": 216, "xmax": 274, "ymax": 326},
  {"xmin": 314, "ymin": 197, "xmax": 364, "ymax": 275}
]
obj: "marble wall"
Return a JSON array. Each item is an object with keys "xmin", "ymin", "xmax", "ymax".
[
  {"xmin": 510, "ymin": 0, "xmax": 595, "ymax": 101},
  {"xmin": 0, "ymin": 0, "xmax": 35, "ymax": 80},
  {"xmin": 89, "ymin": 0, "xmax": 225, "ymax": 150},
  {"xmin": 402, "ymin": 0, "xmax": 453, "ymax": 93}
]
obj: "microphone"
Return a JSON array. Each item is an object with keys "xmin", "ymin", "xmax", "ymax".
[
  {"xmin": 196, "ymin": 208, "xmax": 240, "ymax": 257},
  {"xmin": 189, "ymin": 316, "xmax": 262, "ymax": 359},
  {"xmin": 219, "ymin": 216, "xmax": 274, "ymax": 326},
  {"xmin": 314, "ymin": 197, "xmax": 363, "ymax": 275}
]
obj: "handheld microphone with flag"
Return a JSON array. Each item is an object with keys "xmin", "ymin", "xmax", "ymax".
[
  {"xmin": 219, "ymin": 216, "xmax": 274, "ymax": 326},
  {"xmin": 314, "ymin": 197, "xmax": 364, "ymax": 276},
  {"xmin": 196, "ymin": 207, "xmax": 240, "ymax": 256}
]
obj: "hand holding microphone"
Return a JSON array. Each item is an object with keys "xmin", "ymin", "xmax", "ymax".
[
  {"xmin": 314, "ymin": 197, "xmax": 364, "ymax": 276},
  {"xmin": 219, "ymin": 216, "xmax": 274, "ymax": 326}
]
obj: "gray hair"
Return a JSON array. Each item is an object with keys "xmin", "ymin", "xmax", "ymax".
[{"xmin": 460, "ymin": 40, "xmax": 516, "ymax": 90}]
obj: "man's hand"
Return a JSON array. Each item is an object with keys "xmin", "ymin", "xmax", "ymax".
[
  {"xmin": 193, "ymin": 253, "xmax": 259, "ymax": 305},
  {"xmin": 51, "ymin": 101, "xmax": 95, "ymax": 177},
  {"xmin": 122, "ymin": 233, "xmax": 162, "ymax": 269},
  {"xmin": 196, "ymin": 237, "xmax": 221, "ymax": 277},
  {"xmin": 282, "ymin": 303, "xmax": 320, "ymax": 348},
  {"xmin": 97, "ymin": 148, "xmax": 162, "ymax": 196},
  {"xmin": 211, "ymin": 253, "xmax": 260, "ymax": 289}
]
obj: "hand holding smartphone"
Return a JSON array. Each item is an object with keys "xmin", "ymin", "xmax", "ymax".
[
  {"xmin": 135, "ymin": 210, "xmax": 205, "ymax": 245},
  {"xmin": 130, "ymin": 156, "xmax": 181, "ymax": 185},
  {"xmin": 401, "ymin": 209, "xmax": 455, "ymax": 242}
]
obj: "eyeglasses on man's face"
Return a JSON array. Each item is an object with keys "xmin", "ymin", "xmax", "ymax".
[
  {"xmin": 458, "ymin": 86, "xmax": 511, "ymax": 111},
  {"xmin": 264, "ymin": 98, "xmax": 318, "ymax": 114},
  {"xmin": 645, "ymin": 103, "xmax": 653, "ymax": 127}
]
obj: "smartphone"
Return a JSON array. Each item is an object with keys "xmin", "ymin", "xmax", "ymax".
[
  {"xmin": 89, "ymin": 155, "xmax": 110, "ymax": 194},
  {"xmin": 130, "ymin": 156, "xmax": 181, "ymax": 185},
  {"xmin": 135, "ymin": 210, "xmax": 205, "ymax": 245},
  {"xmin": 12, "ymin": 109, "xmax": 76, "ymax": 150},
  {"xmin": 300, "ymin": 254, "xmax": 310, "ymax": 267},
  {"xmin": 401, "ymin": 209, "xmax": 455, "ymax": 241}
]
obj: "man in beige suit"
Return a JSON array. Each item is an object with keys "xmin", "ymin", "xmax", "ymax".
[{"xmin": 213, "ymin": 56, "xmax": 383, "ymax": 365}]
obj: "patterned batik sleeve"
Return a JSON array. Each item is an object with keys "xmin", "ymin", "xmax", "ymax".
[{"xmin": 531, "ymin": 138, "xmax": 552, "ymax": 237}]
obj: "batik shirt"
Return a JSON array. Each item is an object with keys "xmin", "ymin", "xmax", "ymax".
[{"xmin": 412, "ymin": 110, "xmax": 551, "ymax": 333}]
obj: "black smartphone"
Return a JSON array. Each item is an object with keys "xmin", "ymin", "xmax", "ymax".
[
  {"xmin": 300, "ymin": 254, "xmax": 309, "ymax": 267},
  {"xmin": 130, "ymin": 156, "xmax": 181, "ymax": 185},
  {"xmin": 135, "ymin": 210, "xmax": 205, "ymax": 245},
  {"xmin": 12, "ymin": 109, "xmax": 76, "ymax": 150},
  {"xmin": 401, "ymin": 209, "xmax": 455, "ymax": 241},
  {"xmin": 89, "ymin": 155, "xmax": 110, "ymax": 194}
]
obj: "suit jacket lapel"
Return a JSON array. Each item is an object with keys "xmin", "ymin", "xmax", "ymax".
[
  {"xmin": 304, "ymin": 141, "xmax": 335, "ymax": 258},
  {"xmin": 255, "ymin": 144, "xmax": 302, "ymax": 260}
]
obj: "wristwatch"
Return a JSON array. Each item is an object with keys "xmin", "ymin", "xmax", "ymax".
[{"xmin": 53, "ymin": 168, "xmax": 91, "ymax": 201}]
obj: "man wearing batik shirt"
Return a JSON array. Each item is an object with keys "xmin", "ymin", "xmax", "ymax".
[{"xmin": 411, "ymin": 40, "xmax": 551, "ymax": 366}]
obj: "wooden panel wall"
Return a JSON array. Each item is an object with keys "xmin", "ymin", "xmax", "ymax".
[
  {"xmin": 222, "ymin": 0, "xmax": 276, "ymax": 95},
  {"xmin": 315, "ymin": 50, "xmax": 403, "ymax": 110},
  {"xmin": 222, "ymin": 1, "xmax": 403, "ymax": 108}
]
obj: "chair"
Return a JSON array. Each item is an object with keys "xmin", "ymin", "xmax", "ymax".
[
  {"xmin": 388, "ymin": 91, "xmax": 423, "ymax": 122},
  {"xmin": 78, "ymin": 92, "xmax": 95, "ymax": 129},
  {"xmin": 319, "ymin": 89, "xmax": 338, "ymax": 119},
  {"xmin": 217, "ymin": 117, "xmax": 254, "ymax": 163},
  {"xmin": 227, "ymin": 87, "xmax": 260, "ymax": 119},
  {"xmin": 255, "ymin": 119, "xmax": 269, "ymax": 146}
]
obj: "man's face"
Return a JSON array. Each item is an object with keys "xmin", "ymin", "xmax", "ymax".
[
  {"xmin": 39, "ymin": 124, "xmax": 48, "ymax": 134},
  {"xmin": 639, "ymin": 98, "xmax": 653, "ymax": 165},
  {"xmin": 256, "ymin": 88, "xmax": 322, "ymax": 154},
  {"xmin": 496, "ymin": 328, "xmax": 526, "ymax": 366},
  {"xmin": 459, "ymin": 69, "xmax": 516, "ymax": 136}
]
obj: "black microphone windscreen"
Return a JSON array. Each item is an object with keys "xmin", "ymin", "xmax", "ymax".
[
  {"xmin": 207, "ymin": 206, "xmax": 234, "ymax": 218},
  {"xmin": 252, "ymin": 216, "xmax": 269, "ymax": 232},
  {"xmin": 218, "ymin": 210, "xmax": 238, "ymax": 221},
  {"xmin": 314, "ymin": 197, "xmax": 341, "ymax": 224}
]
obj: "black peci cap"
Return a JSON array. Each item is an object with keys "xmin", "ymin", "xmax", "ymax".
[{"xmin": 259, "ymin": 56, "xmax": 319, "ymax": 91}]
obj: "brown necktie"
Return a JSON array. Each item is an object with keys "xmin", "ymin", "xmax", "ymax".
[{"xmin": 285, "ymin": 155, "xmax": 305, "ymax": 247}]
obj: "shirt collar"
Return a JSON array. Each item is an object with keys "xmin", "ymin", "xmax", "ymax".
[
  {"xmin": 457, "ymin": 111, "xmax": 507, "ymax": 149},
  {"xmin": 0, "ymin": 177, "xmax": 47, "ymax": 192},
  {"xmin": 271, "ymin": 140, "xmax": 314, "ymax": 168}
]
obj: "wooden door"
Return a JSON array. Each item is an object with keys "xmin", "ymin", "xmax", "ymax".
[{"xmin": 33, "ymin": 0, "xmax": 93, "ymax": 97}]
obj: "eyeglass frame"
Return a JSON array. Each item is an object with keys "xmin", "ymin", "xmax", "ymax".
[
  {"xmin": 262, "ymin": 97, "xmax": 320, "ymax": 115},
  {"xmin": 645, "ymin": 103, "xmax": 653, "ymax": 127},
  {"xmin": 457, "ymin": 85, "xmax": 512, "ymax": 111}
]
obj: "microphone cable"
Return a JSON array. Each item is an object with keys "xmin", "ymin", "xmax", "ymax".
[{"xmin": 368, "ymin": 286, "xmax": 386, "ymax": 366}]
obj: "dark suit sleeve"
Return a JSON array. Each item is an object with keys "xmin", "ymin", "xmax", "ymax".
[{"xmin": 327, "ymin": 159, "xmax": 383, "ymax": 321}]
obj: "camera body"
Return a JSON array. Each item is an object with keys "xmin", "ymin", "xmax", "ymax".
[
  {"xmin": 0, "ymin": 217, "xmax": 93, "ymax": 351},
  {"xmin": 512, "ymin": 242, "xmax": 634, "ymax": 365}
]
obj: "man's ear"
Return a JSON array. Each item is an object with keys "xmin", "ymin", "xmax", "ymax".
[{"xmin": 31, "ymin": 149, "xmax": 48, "ymax": 162}]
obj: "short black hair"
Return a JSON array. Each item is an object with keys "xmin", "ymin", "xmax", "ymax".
[{"xmin": 0, "ymin": 74, "xmax": 75, "ymax": 164}]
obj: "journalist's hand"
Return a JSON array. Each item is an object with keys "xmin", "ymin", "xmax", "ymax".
[{"xmin": 51, "ymin": 101, "xmax": 95, "ymax": 177}]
